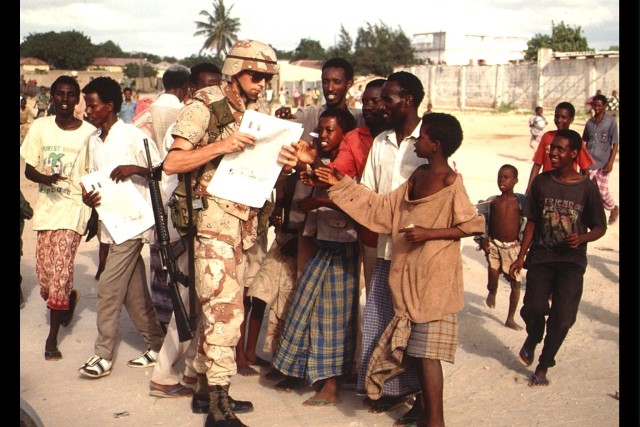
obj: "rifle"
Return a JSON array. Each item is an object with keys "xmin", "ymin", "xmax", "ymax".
[{"xmin": 143, "ymin": 139, "xmax": 195, "ymax": 342}]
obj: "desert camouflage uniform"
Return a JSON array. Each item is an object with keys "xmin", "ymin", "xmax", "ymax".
[{"xmin": 171, "ymin": 81, "xmax": 267, "ymax": 386}]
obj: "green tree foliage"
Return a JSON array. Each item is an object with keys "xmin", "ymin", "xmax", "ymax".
[
  {"xmin": 94, "ymin": 41, "xmax": 124, "ymax": 58},
  {"xmin": 162, "ymin": 56, "xmax": 179, "ymax": 64},
  {"xmin": 20, "ymin": 31, "xmax": 95, "ymax": 69},
  {"xmin": 179, "ymin": 54, "xmax": 224, "ymax": 69},
  {"xmin": 291, "ymin": 38, "xmax": 327, "ymax": 61},
  {"xmin": 351, "ymin": 21, "xmax": 421, "ymax": 76},
  {"xmin": 326, "ymin": 25, "xmax": 354, "ymax": 62},
  {"xmin": 193, "ymin": 0, "xmax": 240, "ymax": 58},
  {"xmin": 122, "ymin": 63, "xmax": 158, "ymax": 79},
  {"xmin": 273, "ymin": 48, "xmax": 294, "ymax": 60},
  {"xmin": 524, "ymin": 21, "xmax": 590, "ymax": 61}
]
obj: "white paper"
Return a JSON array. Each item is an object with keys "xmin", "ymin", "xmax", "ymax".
[
  {"xmin": 207, "ymin": 110, "xmax": 303, "ymax": 207},
  {"xmin": 81, "ymin": 170, "xmax": 155, "ymax": 245}
]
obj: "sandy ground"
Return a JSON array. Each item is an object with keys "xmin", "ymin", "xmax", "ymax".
[{"xmin": 19, "ymin": 111, "xmax": 621, "ymax": 426}]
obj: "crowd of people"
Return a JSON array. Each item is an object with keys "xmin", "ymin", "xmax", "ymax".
[{"xmin": 20, "ymin": 39, "xmax": 617, "ymax": 427}]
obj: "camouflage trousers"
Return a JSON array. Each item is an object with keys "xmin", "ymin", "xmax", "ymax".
[{"xmin": 193, "ymin": 232, "xmax": 247, "ymax": 386}]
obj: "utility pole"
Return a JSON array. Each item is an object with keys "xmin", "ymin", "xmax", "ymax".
[{"xmin": 139, "ymin": 53, "xmax": 145, "ymax": 92}]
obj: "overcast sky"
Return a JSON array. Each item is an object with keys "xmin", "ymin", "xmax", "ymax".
[{"xmin": 20, "ymin": 0, "xmax": 619, "ymax": 59}]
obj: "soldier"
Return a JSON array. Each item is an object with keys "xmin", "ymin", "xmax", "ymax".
[{"xmin": 163, "ymin": 40, "xmax": 298, "ymax": 427}]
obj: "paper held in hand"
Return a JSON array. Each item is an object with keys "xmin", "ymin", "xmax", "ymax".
[
  {"xmin": 80, "ymin": 169, "xmax": 155, "ymax": 244},
  {"xmin": 207, "ymin": 110, "xmax": 303, "ymax": 207}
]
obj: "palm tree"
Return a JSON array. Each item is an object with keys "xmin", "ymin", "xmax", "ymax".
[{"xmin": 193, "ymin": 0, "xmax": 240, "ymax": 58}]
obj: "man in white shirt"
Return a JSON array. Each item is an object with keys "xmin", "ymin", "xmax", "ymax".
[
  {"xmin": 358, "ymin": 71, "xmax": 427, "ymax": 422},
  {"xmin": 78, "ymin": 76, "xmax": 165, "ymax": 379}
]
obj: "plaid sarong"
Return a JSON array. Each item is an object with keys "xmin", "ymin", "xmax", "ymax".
[
  {"xmin": 357, "ymin": 259, "xmax": 420, "ymax": 397},
  {"xmin": 272, "ymin": 241, "xmax": 359, "ymax": 384},
  {"xmin": 365, "ymin": 314, "xmax": 457, "ymax": 400},
  {"xmin": 406, "ymin": 313, "xmax": 458, "ymax": 361}
]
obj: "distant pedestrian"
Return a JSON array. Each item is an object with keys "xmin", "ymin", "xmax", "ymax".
[
  {"xmin": 292, "ymin": 87, "xmax": 301, "ymax": 107},
  {"xmin": 528, "ymin": 106, "xmax": 547, "ymax": 149},
  {"xmin": 34, "ymin": 86, "xmax": 50, "ymax": 118},
  {"xmin": 304, "ymin": 87, "xmax": 313, "ymax": 107},
  {"xmin": 117, "ymin": 87, "xmax": 137, "ymax": 123},
  {"xmin": 582, "ymin": 94, "xmax": 619, "ymax": 225}
]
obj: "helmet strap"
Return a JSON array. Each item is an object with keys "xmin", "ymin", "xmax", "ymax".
[{"xmin": 232, "ymin": 74, "xmax": 256, "ymax": 103}]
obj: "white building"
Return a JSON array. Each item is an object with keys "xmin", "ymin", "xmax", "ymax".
[{"xmin": 412, "ymin": 31, "xmax": 527, "ymax": 65}]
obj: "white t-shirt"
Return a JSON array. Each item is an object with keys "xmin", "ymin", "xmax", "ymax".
[{"xmin": 20, "ymin": 116, "xmax": 96, "ymax": 233}]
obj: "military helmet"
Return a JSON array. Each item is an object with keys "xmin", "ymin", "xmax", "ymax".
[{"xmin": 222, "ymin": 40, "xmax": 279, "ymax": 76}]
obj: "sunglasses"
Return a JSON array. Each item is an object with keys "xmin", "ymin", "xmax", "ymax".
[{"xmin": 244, "ymin": 70, "xmax": 273, "ymax": 84}]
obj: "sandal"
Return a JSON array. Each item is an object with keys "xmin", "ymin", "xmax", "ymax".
[
  {"xmin": 79, "ymin": 355, "xmax": 112, "ymax": 378},
  {"xmin": 149, "ymin": 382, "xmax": 194, "ymax": 398},
  {"xmin": 127, "ymin": 349, "xmax": 158, "ymax": 368}
]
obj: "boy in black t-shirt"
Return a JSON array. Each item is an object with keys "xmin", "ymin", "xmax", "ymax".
[{"xmin": 509, "ymin": 129, "xmax": 607, "ymax": 387}]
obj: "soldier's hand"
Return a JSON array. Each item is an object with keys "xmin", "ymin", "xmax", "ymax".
[{"xmin": 221, "ymin": 132, "xmax": 256, "ymax": 154}]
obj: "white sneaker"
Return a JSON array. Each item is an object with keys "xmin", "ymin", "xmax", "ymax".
[
  {"xmin": 127, "ymin": 349, "xmax": 158, "ymax": 368},
  {"xmin": 79, "ymin": 355, "xmax": 112, "ymax": 378}
]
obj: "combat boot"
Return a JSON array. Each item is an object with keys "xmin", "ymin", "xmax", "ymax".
[
  {"xmin": 191, "ymin": 374, "xmax": 208, "ymax": 413},
  {"xmin": 192, "ymin": 374, "xmax": 253, "ymax": 414},
  {"xmin": 204, "ymin": 384, "xmax": 249, "ymax": 427}
]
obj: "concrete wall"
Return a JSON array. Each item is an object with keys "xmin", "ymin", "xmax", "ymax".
[{"xmin": 396, "ymin": 50, "xmax": 619, "ymax": 114}]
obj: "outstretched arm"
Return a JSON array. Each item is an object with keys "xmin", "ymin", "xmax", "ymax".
[{"xmin": 314, "ymin": 166, "xmax": 344, "ymax": 186}]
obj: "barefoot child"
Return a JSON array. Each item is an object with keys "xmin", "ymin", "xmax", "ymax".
[
  {"xmin": 510, "ymin": 129, "xmax": 606, "ymax": 387},
  {"xmin": 316, "ymin": 112, "xmax": 484, "ymax": 427},
  {"xmin": 475, "ymin": 164, "xmax": 526, "ymax": 330}
]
